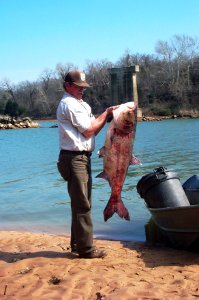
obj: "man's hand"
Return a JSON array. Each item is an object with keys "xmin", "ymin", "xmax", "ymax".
[
  {"xmin": 106, "ymin": 105, "xmax": 120, "ymax": 116},
  {"xmin": 82, "ymin": 105, "xmax": 120, "ymax": 138}
]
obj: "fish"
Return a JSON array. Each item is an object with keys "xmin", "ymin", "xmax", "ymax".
[{"xmin": 96, "ymin": 102, "xmax": 141, "ymax": 222}]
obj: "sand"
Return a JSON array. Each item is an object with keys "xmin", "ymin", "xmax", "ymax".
[{"xmin": 0, "ymin": 230, "xmax": 198, "ymax": 300}]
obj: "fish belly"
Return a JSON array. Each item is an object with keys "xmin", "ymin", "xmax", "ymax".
[{"xmin": 103, "ymin": 134, "xmax": 132, "ymax": 221}]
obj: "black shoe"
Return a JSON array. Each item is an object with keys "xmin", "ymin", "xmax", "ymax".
[
  {"xmin": 71, "ymin": 247, "xmax": 77, "ymax": 253},
  {"xmin": 79, "ymin": 248, "xmax": 107, "ymax": 259},
  {"xmin": 67, "ymin": 245, "xmax": 77, "ymax": 253}
]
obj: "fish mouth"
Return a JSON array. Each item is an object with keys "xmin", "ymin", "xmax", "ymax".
[{"xmin": 126, "ymin": 104, "xmax": 137, "ymax": 111}]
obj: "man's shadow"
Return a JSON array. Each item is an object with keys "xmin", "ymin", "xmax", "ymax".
[{"xmin": 0, "ymin": 250, "xmax": 77, "ymax": 263}]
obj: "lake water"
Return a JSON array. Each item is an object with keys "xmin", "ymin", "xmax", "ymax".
[{"xmin": 0, "ymin": 119, "xmax": 198, "ymax": 242}]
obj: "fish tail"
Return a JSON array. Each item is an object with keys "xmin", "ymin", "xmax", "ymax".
[{"xmin": 103, "ymin": 196, "xmax": 130, "ymax": 222}]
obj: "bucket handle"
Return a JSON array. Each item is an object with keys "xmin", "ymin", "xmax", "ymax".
[
  {"xmin": 153, "ymin": 167, "xmax": 167, "ymax": 182},
  {"xmin": 154, "ymin": 166, "xmax": 167, "ymax": 173}
]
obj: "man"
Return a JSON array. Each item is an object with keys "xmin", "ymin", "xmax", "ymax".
[{"xmin": 57, "ymin": 70, "xmax": 118, "ymax": 259}]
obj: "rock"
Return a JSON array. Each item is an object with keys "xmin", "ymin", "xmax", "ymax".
[{"xmin": 0, "ymin": 115, "xmax": 40, "ymax": 130}]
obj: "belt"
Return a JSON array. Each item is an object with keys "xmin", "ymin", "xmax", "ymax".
[{"xmin": 60, "ymin": 149, "xmax": 92, "ymax": 157}]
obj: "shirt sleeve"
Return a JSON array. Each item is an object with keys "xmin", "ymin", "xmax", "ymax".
[{"xmin": 67, "ymin": 102, "xmax": 92, "ymax": 133}]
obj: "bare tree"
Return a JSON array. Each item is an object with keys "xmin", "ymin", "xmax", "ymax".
[
  {"xmin": 85, "ymin": 59, "xmax": 113, "ymax": 113},
  {"xmin": 39, "ymin": 68, "xmax": 55, "ymax": 95},
  {"xmin": 55, "ymin": 62, "xmax": 77, "ymax": 80},
  {"xmin": 0, "ymin": 79, "xmax": 17, "ymax": 101},
  {"xmin": 17, "ymin": 81, "xmax": 39, "ymax": 112},
  {"xmin": 155, "ymin": 40, "xmax": 175, "ymax": 82}
]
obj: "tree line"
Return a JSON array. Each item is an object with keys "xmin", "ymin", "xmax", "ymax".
[{"xmin": 0, "ymin": 34, "xmax": 199, "ymax": 118}]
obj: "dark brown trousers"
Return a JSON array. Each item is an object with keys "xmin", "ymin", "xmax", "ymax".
[{"xmin": 57, "ymin": 150, "xmax": 94, "ymax": 254}]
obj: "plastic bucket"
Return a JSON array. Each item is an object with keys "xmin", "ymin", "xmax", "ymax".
[{"xmin": 137, "ymin": 167, "xmax": 190, "ymax": 208}]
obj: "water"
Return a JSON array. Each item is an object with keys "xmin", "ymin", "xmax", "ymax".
[{"xmin": 0, "ymin": 119, "xmax": 199, "ymax": 241}]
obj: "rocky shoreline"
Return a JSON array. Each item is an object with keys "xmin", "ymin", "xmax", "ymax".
[
  {"xmin": 141, "ymin": 114, "xmax": 199, "ymax": 122},
  {"xmin": 141, "ymin": 109, "xmax": 199, "ymax": 121},
  {"xmin": 0, "ymin": 113, "xmax": 198, "ymax": 130},
  {"xmin": 0, "ymin": 115, "xmax": 40, "ymax": 130}
]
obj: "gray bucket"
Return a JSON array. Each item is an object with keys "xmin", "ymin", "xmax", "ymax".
[{"xmin": 137, "ymin": 167, "xmax": 190, "ymax": 208}]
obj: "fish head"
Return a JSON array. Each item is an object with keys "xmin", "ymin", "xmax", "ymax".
[{"xmin": 113, "ymin": 102, "xmax": 137, "ymax": 133}]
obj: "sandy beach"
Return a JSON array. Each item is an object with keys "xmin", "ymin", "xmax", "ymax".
[{"xmin": 0, "ymin": 231, "xmax": 198, "ymax": 299}]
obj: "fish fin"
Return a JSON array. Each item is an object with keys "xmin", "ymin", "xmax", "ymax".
[
  {"xmin": 96, "ymin": 171, "xmax": 109, "ymax": 182},
  {"xmin": 97, "ymin": 146, "xmax": 105, "ymax": 158},
  {"xmin": 130, "ymin": 155, "xmax": 142, "ymax": 165},
  {"xmin": 103, "ymin": 196, "xmax": 130, "ymax": 222}
]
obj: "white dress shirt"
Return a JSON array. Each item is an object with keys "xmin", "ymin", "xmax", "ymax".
[{"xmin": 56, "ymin": 92, "xmax": 95, "ymax": 151}]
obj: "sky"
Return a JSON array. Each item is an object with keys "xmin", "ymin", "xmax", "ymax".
[{"xmin": 0, "ymin": 0, "xmax": 199, "ymax": 84}]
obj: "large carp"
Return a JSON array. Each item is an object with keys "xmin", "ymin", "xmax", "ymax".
[{"xmin": 96, "ymin": 102, "xmax": 140, "ymax": 222}]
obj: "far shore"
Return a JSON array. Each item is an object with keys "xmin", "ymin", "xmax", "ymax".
[
  {"xmin": 35, "ymin": 114, "xmax": 199, "ymax": 123},
  {"xmin": 0, "ymin": 113, "xmax": 198, "ymax": 130}
]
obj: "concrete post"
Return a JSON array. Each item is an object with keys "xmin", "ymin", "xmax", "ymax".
[{"xmin": 109, "ymin": 65, "xmax": 142, "ymax": 120}]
